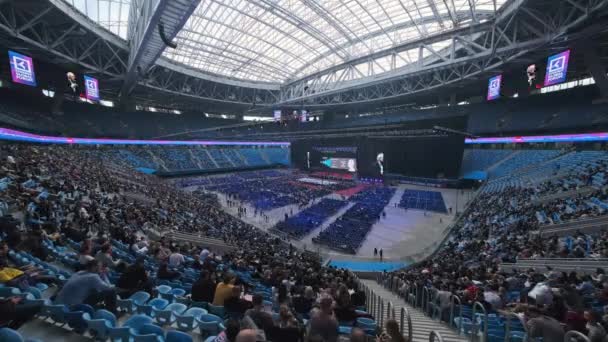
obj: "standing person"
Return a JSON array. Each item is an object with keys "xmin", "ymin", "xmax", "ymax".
[
  {"xmin": 374, "ymin": 248, "xmax": 378, "ymax": 258},
  {"xmin": 168, "ymin": 247, "xmax": 185, "ymax": 268},
  {"xmin": 191, "ymin": 270, "xmax": 216, "ymax": 303},
  {"xmin": 213, "ymin": 273, "xmax": 235, "ymax": 306},
  {"xmin": 379, "ymin": 249, "xmax": 383, "ymax": 262}
]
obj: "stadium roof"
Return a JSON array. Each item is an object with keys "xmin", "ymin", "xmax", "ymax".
[{"xmin": 63, "ymin": 0, "xmax": 506, "ymax": 84}]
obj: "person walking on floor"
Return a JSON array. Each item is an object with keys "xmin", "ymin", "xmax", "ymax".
[
  {"xmin": 379, "ymin": 249, "xmax": 383, "ymax": 262},
  {"xmin": 374, "ymin": 248, "xmax": 378, "ymax": 258}
]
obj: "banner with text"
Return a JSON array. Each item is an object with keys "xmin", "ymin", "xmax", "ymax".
[
  {"xmin": 84, "ymin": 75, "xmax": 100, "ymax": 101},
  {"xmin": 544, "ymin": 50, "xmax": 570, "ymax": 86},
  {"xmin": 487, "ymin": 74, "xmax": 502, "ymax": 101},
  {"xmin": 8, "ymin": 50, "xmax": 37, "ymax": 87}
]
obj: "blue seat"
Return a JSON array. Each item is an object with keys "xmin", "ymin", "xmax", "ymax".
[
  {"xmin": 117, "ymin": 291, "xmax": 151, "ymax": 313},
  {"xmin": 166, "ymin": 330, "xmax": 193, "ymax": 342},
  {"xmin": 65, "ymin": 304, "xmax": 95, "ymax": 333},
  {"xmin": 154, "ymin": 302, "xmax": 188, "ymax": 325},
  {"xmin": 39, "ymin": 304, "xmax": 69, "ymax": 325},
  {"xmin": 0, "ymin": 328, "xmax": 42, "ymax": 342},
  {"xmin": 196, "ymin": 314, "xmax": 223, "ymax": 337},
  {"xmin": 109, "ymin": 314, "xmax": 154, "ymax": 342},
  {"xmin": 156, "ymin": 285, "xmax": 172, "ymax": 300},
  {"xmin": 203, "ymin": 336, "xmax": 217, "ymax": 342},
  {"xmin": 137, "ymin": 298, "xmax": 169, "ymax": 316},
  {"xmin": 454, "ymin": 317, "xmax": 474, "ymax": 335},
  {"xmin": 176, "ymin": 307, "xmax": 208, "ymax": 332},
  {"xmin": 133, "ymin": 323, "xmax": 165, "ymax": 342},
  {"xmin": 84, "ymin": 309, "xmax": 117, "ymax": 341}
]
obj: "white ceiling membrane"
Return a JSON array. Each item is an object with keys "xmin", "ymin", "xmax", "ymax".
[
  {"xmin": 63, "ymin": 0, "xmax": 131, "ymax": 39},
  {"xmin": 64, "ymin": 0, "xmax": 507, "ymax": 84}
]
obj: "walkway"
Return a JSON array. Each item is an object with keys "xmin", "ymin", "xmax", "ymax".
[{"xmin": 360, "ymin": 279, "xmax": 467, "ymax": 342}]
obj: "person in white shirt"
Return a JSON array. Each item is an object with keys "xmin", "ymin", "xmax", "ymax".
[
  {"xmin": 199, "ymin": 248, "xmax": 210, "ymax": 262},
  {"xmin": 168, "ymin": 247, "xmax": 185, "ymax": 268}
]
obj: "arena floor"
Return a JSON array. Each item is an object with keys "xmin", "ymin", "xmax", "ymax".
[{"xmin": 190, "ymin": 175, "xmax": 473, "ymax": 262}]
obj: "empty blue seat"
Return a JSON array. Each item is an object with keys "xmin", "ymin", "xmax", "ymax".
[
  {"xmin": 133, "ymin": 323, "xmax": 165, "ymax": 342},
  {"xmin": 84, "ymin": 309, "xmax": 117, "ymax": 341},
  {"xmin": 137, "ymin": 298, "xmax": 169, "ymax": 316},
  {"xmin": 154, "ymin": 302, "xmax": 188, "ymax": 325},
  {"xmin": 117, "ymin": 291, "xmax": 151, "ymax": 313},
  {"xmin": 176, "ymin": 307, "xmax": 208, "ymax": 331},
  {"xmin": 166, "ymin": 330, "xmax": 193, "ymax": 342}
]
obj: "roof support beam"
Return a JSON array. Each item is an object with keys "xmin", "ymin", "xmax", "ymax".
[{"xmin": 118, "ymin": 0, "xmax": 201, "ymax": 100}]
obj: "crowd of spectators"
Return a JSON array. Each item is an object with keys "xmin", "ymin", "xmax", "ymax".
[
  {"xmin": 382, "ymin": 168, "xmax": 608, "ymax": 341},
  {"xmin": 0, "ymin": 144, "xmax": 396, "ymax": 342}
]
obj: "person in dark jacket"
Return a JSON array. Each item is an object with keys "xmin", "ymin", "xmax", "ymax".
[
  {"xmin": 117, "ymin": 257, "xmax": 152, "ymax": 297},
  {"xmin": 191, "ymin": 270, "xmax": 216, "ymax": 303}
]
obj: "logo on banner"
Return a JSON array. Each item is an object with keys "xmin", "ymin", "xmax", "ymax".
[
  {"xmin": 84, "ymin": 76, "xmax": 99, "ymax": 101},
  {"xmin": 544, "ymin": 50, "xmax": 570, "ymax": 86},
  {"xmin": 9, "ymin": 51, "xmax": 36, "ymax": 86},
  {"xmin": 487, "ymin": 75, "xmax": 502, "ymax": 101}
]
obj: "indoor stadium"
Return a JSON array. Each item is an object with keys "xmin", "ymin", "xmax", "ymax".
[{"xmin": 0, "ymin": 0, "xmax": 607, "ymax": 341}]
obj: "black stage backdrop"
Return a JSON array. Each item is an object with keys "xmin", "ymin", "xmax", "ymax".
[{"xmin": 291, "ymin": 135, "xmax": 464, "ymax": 179}]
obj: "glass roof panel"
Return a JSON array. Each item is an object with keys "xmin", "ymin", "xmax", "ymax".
[{"xmin": 63, "ymin": 0, "xmax": 131, "ymax": 39}]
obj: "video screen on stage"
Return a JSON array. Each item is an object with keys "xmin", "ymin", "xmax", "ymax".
[{"xmin": 308, "ymin": 146, "xmax": 357, "ymax": 173}]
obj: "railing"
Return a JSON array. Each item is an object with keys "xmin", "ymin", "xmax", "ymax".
[
  {"xmin": 369, "ymin": 275, "xmax": 413, "ymax": 341},
  {"xmin": 501, "ymin": 311, "xmax": 528, "ymax": 342},
  {"xmin": 401, "ymin": 307, "xmax": 413, "ymax": 342},
  {"xmin": 429, "ymin": 330, "xmax": 445, "ymax": 342},
  {"xmin": 564, "ymin": 330, "xmax": 590, "ymax": 342},
  {"xmin": 450, "ymin": 295, "xmax": 462, "ymax": 329},
  {"xmin": 471, "ymin": 301, "xmax": 488, "ymax": 342}
]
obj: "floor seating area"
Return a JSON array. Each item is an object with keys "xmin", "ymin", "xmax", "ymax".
[
  {"xmin": 273, "ymin": 198, "xmax": 347, "ymax": 238},
  {"xmin": 313, "ymin": 187, "xmax": 395, "ymax": 254},
  {"xmin": 398, "ymin": 190, "xmax": 447, "ymax": 213}
]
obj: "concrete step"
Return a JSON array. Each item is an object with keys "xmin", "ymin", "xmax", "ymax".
[{"xmin": 360, "ymin": 279, "xmax": 468, "ymax": 342}]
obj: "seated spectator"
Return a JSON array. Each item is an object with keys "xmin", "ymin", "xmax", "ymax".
[
  {"xmin": 225, "ymin": 286, "xmax": 252, "ymax": 318},
  {"xmin": 131, "ymin": 237, "xmax": 149, "ymax": 255},
  {"xmin": 0, "ymin": 241, "xmax": 58, "ymax": 286},
  {"xmin": 309, "ymin": 296, "xmax": 338, "ymax": 342},
  {"xmin": 585, "ymin": 310, "xmax": 607, "ymax": 342},
  {"xmin": 54, "ymin": 260, "xmax": 116, "ymax": 312},
  {"xmin": 377, "ymin": 319, "xmax": 408, "ymax": 342},
  {"xmin": 245, "ymin": 294, "xmax": 274, "ymax": 336},
  {"xmin": 191, "ymin": 270, "xmax": 216, "ymax": 303},
  {"xmin": 214, "ymin": 318, "xmax": 241, "ymax": 342},
  {"xmin": 214, "ymin": 273, "xmax": 236, "ymax": 306},
  {"xmin": 116, "ymin": 257, "xmax": 152, "ymax": 297},
  {"xmin": 523, "ymin": 306, "xmax": 565, "ymax": 341},
  {"xmin": 78, "ymin": 239, "xmax": 95, "ymax": 267},
  {"xmin": 293, "ymin": 286, "xmax": 315, "ymax": 316},
  {"xmin": 0, "ymin": 296, "xmax": 43, "ymax": 329},
  {"xmin": 95, "ymin": 243, "xmax": 122, "ymax": 269},
  {"xmin": 169, "ymin": 247, "xmax": 185, "ymax": 268},
  {"xmin": 157, "ymin": 262, "xmax": 180, "ymax": 281}
]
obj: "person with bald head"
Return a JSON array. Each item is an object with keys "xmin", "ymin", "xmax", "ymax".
[
  {"xmin": 235, "ymin": 329, "xmax": 257, "ymax": 342},
  {"xmin": 350, "ymin": 327, "xmax": 366, "ymax": 342}
]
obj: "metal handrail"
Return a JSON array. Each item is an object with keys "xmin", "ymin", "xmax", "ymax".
[
  {"xmin": 401, "ymin": 307, "xmax": 413, "ymax": 342},
  {"xmin": 471, "ymin": 301, "xmax": 488, "ymax": 342},
  {"xmin": 423, "ymin": 287, "xmax": 430, "ymax": 314},
  {"xmin": 450, "ymin": 294, "xmax": 462, "ymax": 329},
  {"xmin": 501, "ymin": 311, "xmax": 528, "ymax": 342},
  {"xmin": 380, "ymin": 299, "xmax": 385, "ymax": 327},
  {"xmin": 429, "ymin": 330, "xmax": 445, "ymax": 342},
  {"xmin": 564, "ymin": 330, "xmax": 590, "ymax": 342}
]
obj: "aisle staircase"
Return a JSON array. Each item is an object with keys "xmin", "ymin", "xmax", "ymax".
[{"xmin": 359, "ymin": 279, "xmax": 467, "ymax": 342}]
